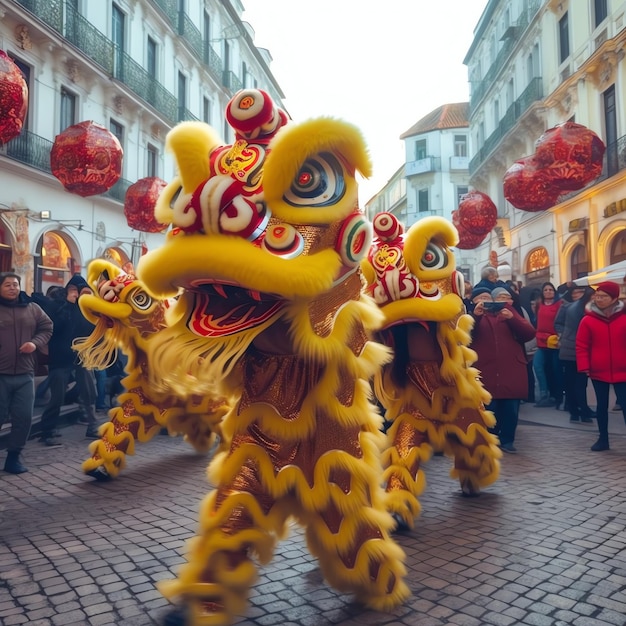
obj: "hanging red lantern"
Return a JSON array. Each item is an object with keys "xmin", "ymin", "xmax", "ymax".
[
  {"xmin": 457, "ymin": 190, "xmax": 497, "ymax": 236},
  {"xmin": 535, "ymin": 122, "xmax": 606, "ymax": 191},
  {"xmin": 0, "ymin": 50, "xmax": 28, "ymax": 144},
  {"xmin": 452, "ymin": 211, "xmax": 488, "ymax": 249},
  {"xmin": 124, "ymin": 177, "xmax": 168, "ymax": 232},
  {"xmin": 50, "ymin": 121, "xmax": 123, "ymax": 197},
  {"xmin": 503, "ymin": 157, "xmax": 561, "ymax": 212}
]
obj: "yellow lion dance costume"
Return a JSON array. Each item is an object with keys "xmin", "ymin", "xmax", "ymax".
[
  {"xmin": 134, "ymin": 90, "xmax": 409, "ymax": 625},
  {"xmin": 74, "ymin": 260, "xmax": 229, "ymax": 480},
  {"xmin": 362, "ymin": 213, "xmax": 501, "ymax": 530}
]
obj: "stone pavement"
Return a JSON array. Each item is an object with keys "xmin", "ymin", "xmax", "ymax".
[{"xmin": 1, "ymin": 403, "xmax": 625, "ymax": 626}]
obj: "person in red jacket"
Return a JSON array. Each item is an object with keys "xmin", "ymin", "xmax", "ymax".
[
  {"xmin": 576, "ymin": 281, "xmax": 626, "ymax": 451},
  {"xmin": 471, "ymin": 286, "xmax": 536, "ymax": 453},
  {"xmin": 533, "ymin": 282, "xmax": 564, "ymax": 408}
]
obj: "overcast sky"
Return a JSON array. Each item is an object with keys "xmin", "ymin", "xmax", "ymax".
[{"xmin": 241, "ymin": 1, "xmax": 488, "ymax": 204}]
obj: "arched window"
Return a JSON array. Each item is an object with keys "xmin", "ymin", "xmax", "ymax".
[
  {"xmin": 35, "ymin": 231, "xmax": 75, "ymax": 294},
  {"xmin": 524, "ymin": 246, "xmax": 550, "ymax": 287},
  {"xmin": 570, "ymin": 244, "xmax": 589, "ymax": 278},
  {"xmin": 609, "ymin": 230, "xmax": 626, "ymax": 264}
]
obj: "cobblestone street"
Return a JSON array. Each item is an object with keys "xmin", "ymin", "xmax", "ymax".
[{"xmin": 1, "ymin": 405, "xmax": 626, "ymax": 626}]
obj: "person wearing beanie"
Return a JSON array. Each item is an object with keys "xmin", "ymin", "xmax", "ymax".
[
  {"xmin": 39, "ymin": 274, "xmax": 100, "ymax": 445},
  {"xmin": 554, "ymin": 284, "xmax": 596, "ymax": 424},
  {"xmin": 576, "ymin": 281, "xmax": 626, "ymax": 451},
  {"xmin": 66, "ymin": 273, "xmax": 91, "ymax": 295},
  {"xmin": 470, "ymin": 286, "xmax": 536, "ymax": 453},
  {"xmin": 0, "ymin": 272, "xmax": 53, "ymax": 473}
]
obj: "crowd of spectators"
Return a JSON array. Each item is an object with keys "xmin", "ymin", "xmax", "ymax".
[
  {"xmin": 1, "ymin": 271, "xmax": 122, "ymax": 473},
  {"xmin": 465, "ymin": 267, "xmax": 626, "ymax": 454}
]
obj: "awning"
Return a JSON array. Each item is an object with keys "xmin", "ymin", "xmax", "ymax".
[{"xmin": 573, "ymin": 260, "xmax": 626, "ymax": 286}]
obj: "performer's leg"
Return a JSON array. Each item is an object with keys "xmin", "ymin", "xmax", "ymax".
[
  {"xmin": 304, "ymin": 493, "xmax": 409, "ymax": 611},
  {"xmin": 159, "ymin": 458, "xmax": 285, "ymax": 625},
  {"xmin": 445, "ymin": 406, "xmax": 501, "ymax": 496},
  {"xmin": 82, "ymin": 388, "xmax": 162, "ymax": 479},
  {"xmin": 381, "ymin": 415, "xmax": 431, "ymax": 528}
]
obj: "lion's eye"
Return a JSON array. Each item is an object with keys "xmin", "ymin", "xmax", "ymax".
[
  {"xmin": 283, "ymin": 152, "xmax": 346, "ymax": 207},
  {"xmin": 128, "ymin": 287, "xmax": 152, "ymax": 311},
  {"xmin": 420, "ymin": 243, "xmax": 448, "ymax": 270}
]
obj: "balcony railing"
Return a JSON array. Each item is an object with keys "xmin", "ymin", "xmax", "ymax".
[
  {"xmin": 203, "ymin": 42, "xmax": 223, "ymax": 83},
  {"xmin": 4, "ymin": 129, "xmax": 53, "ymax": 174},
  {"xmin": 405, "ymin": 156, "xmax": 440, "ymax": 176},
  {"xmin": 606, "ymin": 134, "xmax": 626, "ymax": 178},
  {"xmin": 12, "ymin": 0, "xmax": 243, "ymax": 128},
  {"xmin": 114, "ymin": 48, "xmax": 178, "ymax": 123},
  {"xmin": 102, "ymin": 177, "xmax": 133, "ymax": 203},
  {"xmin": 469, "ymin": 0, "xmax": 542, "ymax": 112},
  {"xmin": 469, "ymin": 77, "xmax": 543, "ymax": 175},
  {"xmin": 150, "ymin": 0, "xmax": 178, "ymax": 27},
  {"xmin": 178, "ymin": 12, "xmax": 203, "ymax": 59},
  {"xmin": 222, "ymin": 70, "xmax": 242, "ymax": 93},
  {"xmin": 177, "ymin": 106, "xmax": 199, "ymax": 123},
  {"xmin": 449, "ymin": 156, "xmax": 469, "ymax": 171},
  {"xmin": 14, "ymin": 0, "xmax": 63, "ymax": 32},
  {"xmin": 65, "ymin": 5, "xmax": 115, "ymax": 74}
]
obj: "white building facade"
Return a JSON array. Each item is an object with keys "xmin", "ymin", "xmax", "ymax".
[
  {"xmin": 465, "ymin": 0, "xmax": 626, "ymax": 289},
  {"xmin": 0, "ymin": 0, "xmax": 284, "ymax": 294},
  {"xmin": 364, "ymin": 103, "xmax": 476, "ymax": 280}
]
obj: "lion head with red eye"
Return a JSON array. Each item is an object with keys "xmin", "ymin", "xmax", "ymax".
[
  {"xmin": 136, "ymin": 89, "xmax": 375, "ymax": 393},
  {"xmin": 361, "ymin": 213, "xmax": 466, "ymax": 327}
]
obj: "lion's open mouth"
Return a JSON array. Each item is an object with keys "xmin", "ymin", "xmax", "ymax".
[{"xmin": 186, "ymin": 282, "xmax": 285, "ymax": 337}]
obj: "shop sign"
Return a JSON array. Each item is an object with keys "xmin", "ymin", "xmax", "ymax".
[{"xmin": 604, "ymin": 197, "xmax": 626, "ymax": 218}]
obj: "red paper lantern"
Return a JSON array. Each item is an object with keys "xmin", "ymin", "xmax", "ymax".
[
  {"xmin": 503, "ymin": 157, "xmax": 561, "ymax": 212},
  {"xmin": 535, "ymin": 122, "xmax": 605, "ymax": 191},
  {"xmin": 452, "ymin": 211, "xmax": 488, "ymax": 249},
  {"xmin": 124, "ymin": 177, "xmax": 168, "ymax": 232},
  {"xmin": 50, "ymin": 121, "xmax": 123, "ymax": 197},
  {"xmin": 457, "ymin": 190, "xmax": 497, "ymax": 236},
  {"xmin": 0, "ymin": 50, "xmax": 28, "ymax": 144}
]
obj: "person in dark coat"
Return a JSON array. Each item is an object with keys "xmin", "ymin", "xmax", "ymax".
[
  {"xmin": 470, "ymin": 286, "xmax": 536, "ymax": 453},
  {"xmin": 554, "ymin": 284, "xmax": 595, "ymax": 423},
  {"xmin": 576, "ymin": 281, "xmax": 626, "ymax": 452},
  {"xmin": 472, "ymin": 266, "xmax": 507, "ymax": 294},
  {"xmin": 39, "ymin": 274, "xmax": 99, "ymax": 445},
  {"xmin": 0, "ymin": 273, "xmax": 53, "ymax": 473}
]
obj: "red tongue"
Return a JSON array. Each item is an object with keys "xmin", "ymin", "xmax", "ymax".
[{"xmin": 187, "ymin": 290, "xmax": 284, "ymax": 338}]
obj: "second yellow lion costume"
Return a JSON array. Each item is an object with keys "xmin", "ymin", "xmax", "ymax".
[{"xmin": 362, "ymin": 212, "xmax": 501, "ymax": 530}]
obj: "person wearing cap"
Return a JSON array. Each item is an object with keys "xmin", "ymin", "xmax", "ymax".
[
  {"xmin": 576, "ymin": 281, "xmax": 626, "ymax": 451},
  {"xmin": 554, "ymin": 284, "xmax": 596, "ymax": 424},
  {"xmin": 470, "ymin": 286, "xmax": 536, "ymax": 453},
  {"xmin": 38, "ymin": 274, "xmax": 100, "ymax": 445}
]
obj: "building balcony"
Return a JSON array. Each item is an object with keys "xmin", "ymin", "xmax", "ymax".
[
  {"xmin": 469, "ymin": 0, "xmax": 542, "ymax": 112},
  {"xmin": 405, "ymin": 156, "xmax": 440, "ymax": 176},
  {"xmin": 222, "ymin": 70, "xmax": 243, "ymax": 93},
  {"xmin": 469, "ymin": 77, "xmax": 543, "ymax": 175},
  {"xmin": 2, "ymin": 129, "xmax": 53, "ymax": 174},
  {"xmin": 102, "ymin": 177, "xmax": 133, "ymax": 203},
  {"xmin": 177, "ymin": 106, "xmax": 200, "ymax": 123},
  {"xmin": 203, "ymin": 42, "xmax": 223, "ymax": 83},
  {"xmin": 449, "ymin": 156, "xmax": 469, "ymax": 171}
]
